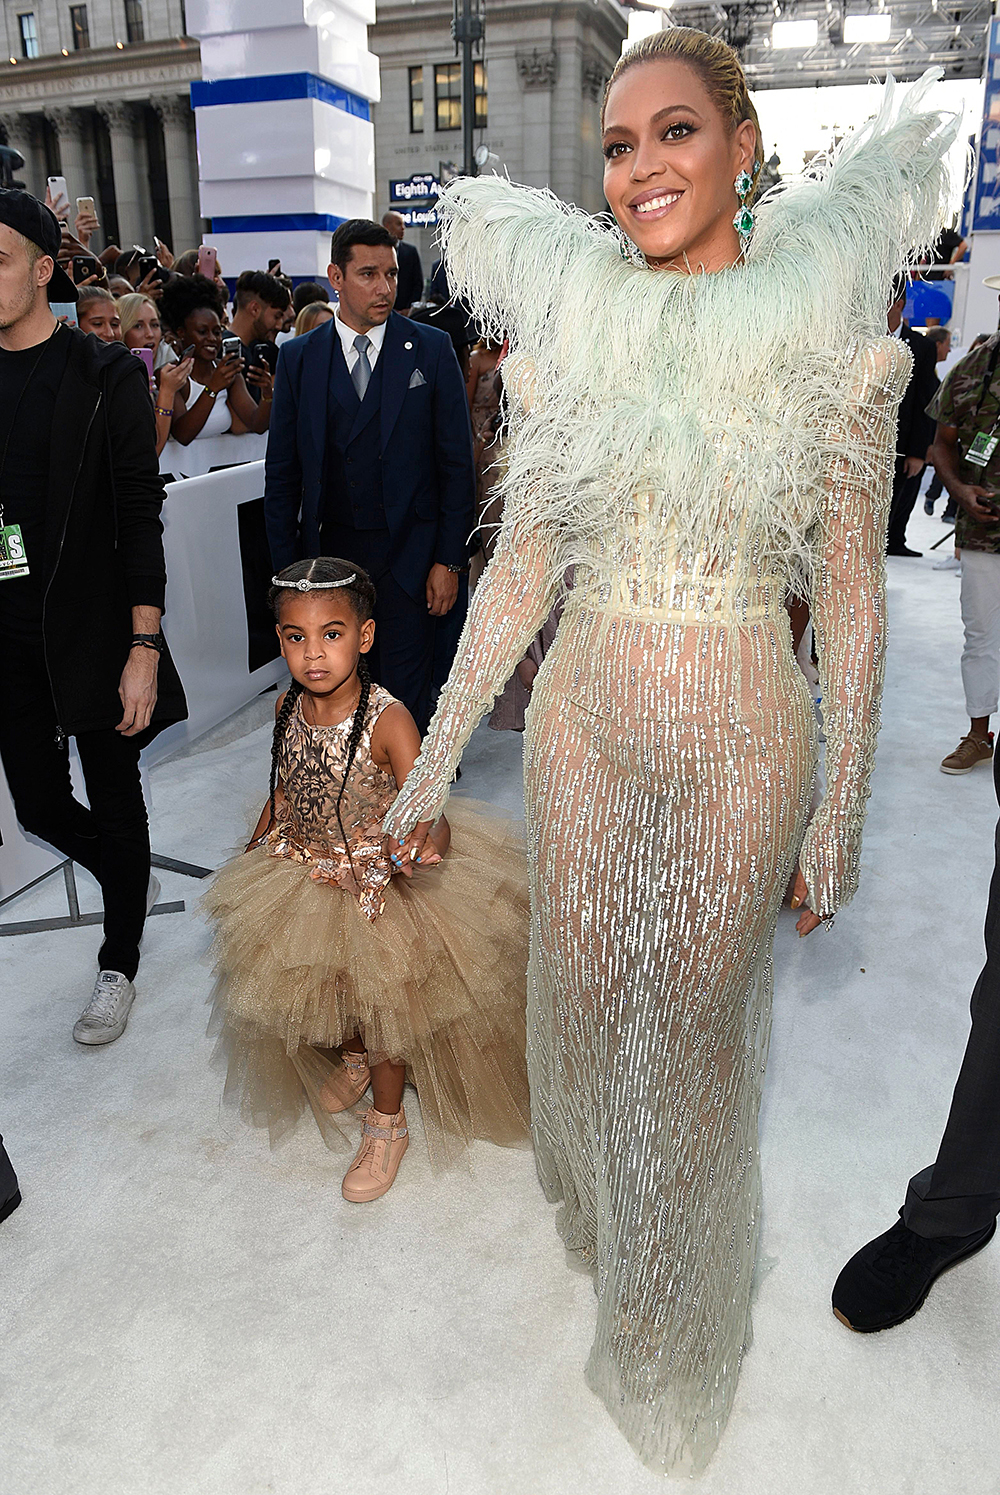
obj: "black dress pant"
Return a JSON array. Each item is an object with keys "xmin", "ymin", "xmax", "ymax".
[
  {"xmin": 0, "ymin": 637, "xmax": 149, "ymax": 980},
  {"xmin": 887, "ymin": 455, "xmax": 924, "ymax": 551},
  {"xmin": 319, "ymin": 525, "xmax": 436, "ymax": 733},
  {"xmin": 904, "ymin": 747, "xmax": 1000, "ymax": 1237}
]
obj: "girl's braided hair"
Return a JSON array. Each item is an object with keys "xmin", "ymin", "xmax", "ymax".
[{"xmin": 266, "ymin": 558, "xmax": 377, "ymax": 869}]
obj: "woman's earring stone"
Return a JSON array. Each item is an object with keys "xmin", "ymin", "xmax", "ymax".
[{"xmin": 733, "ymin": 169, "xmax": 755, "ymax": 243}]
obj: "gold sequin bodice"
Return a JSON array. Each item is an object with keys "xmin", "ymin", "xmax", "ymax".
[{"xmin": 268, "ymin": 685, "xmax": 398, "ymax": 920}]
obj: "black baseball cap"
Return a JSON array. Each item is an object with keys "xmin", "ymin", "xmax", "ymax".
[{"xmin": 0, "ymin": 187, "xmax": 78, "ymax": 302}]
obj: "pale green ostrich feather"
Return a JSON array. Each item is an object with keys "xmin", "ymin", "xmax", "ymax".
[{"xmin": 437, "ymin": 68, "xmax": 962, "ymax": 602}]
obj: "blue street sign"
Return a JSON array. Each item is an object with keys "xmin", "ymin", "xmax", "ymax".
[
  {"xmin": 396, "ymin": 205, "xmax": 439, "ymax": 228},
  {"xmin": 390, "ymin": 173, "xmax": 442, "ymax": 203}
]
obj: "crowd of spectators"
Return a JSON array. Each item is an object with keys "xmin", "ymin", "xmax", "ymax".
[{"xmin": 38, "ymin": 183, "xmax": 488, "ymax": 482}]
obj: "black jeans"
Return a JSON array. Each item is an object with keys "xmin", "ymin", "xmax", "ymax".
[
  {"xmin": 904, "ymin": 746, "xmax": 1000, "ymax": 1238},
  {"xmin": 0, "ymin": 637, "xmax": 150, "ymax": 980}
]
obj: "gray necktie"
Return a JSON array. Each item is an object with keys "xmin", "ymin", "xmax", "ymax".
[{"xmin": 351, "ymin": 333, "xmax": 372, "ymax": 400}]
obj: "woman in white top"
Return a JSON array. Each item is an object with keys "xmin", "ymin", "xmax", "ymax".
[{"xmin": 157, "ymin": 274, "xmax": 273, "ymax": 447}]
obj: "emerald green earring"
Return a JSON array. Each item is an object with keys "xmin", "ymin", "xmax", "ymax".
[{"xmin": 733, "ymin": 168, "xmax": 756, "ymax": 250}]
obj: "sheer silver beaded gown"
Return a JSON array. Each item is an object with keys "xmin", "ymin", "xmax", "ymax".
[{"xmin": 383, "ymin": 72, "xmax": 959, "ymax": 1474}]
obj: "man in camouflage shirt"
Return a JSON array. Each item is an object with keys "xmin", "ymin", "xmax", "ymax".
[{"xmin": 927, "ymin": 327, "xmax": 1000, "ymax": 773}]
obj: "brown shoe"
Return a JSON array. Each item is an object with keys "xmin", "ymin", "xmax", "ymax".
[
  {"xmin": 319, "ymin": 1048, "xmax": 370, "ymax": 1113},
  {"xmin": 341, "ymin": 1106, "xmax": 409, "ymax": 1202},
  {"xmin": 940, "ymin": 732, "xmax": 994, "ymax": 775}
]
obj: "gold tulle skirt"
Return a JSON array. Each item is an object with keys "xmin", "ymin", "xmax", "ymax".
[{"xmin": 203, "ymin": 800, "xmax": 532, "ymax": 1167}]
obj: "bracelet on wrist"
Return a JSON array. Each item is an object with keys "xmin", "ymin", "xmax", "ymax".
[
  {"xmin": 154, "ymin": 405, "xmax": 173, "ymax": 420},
  {"xmin": 131, "ymin": 631, "xmax": 165, "ymax": 654}
]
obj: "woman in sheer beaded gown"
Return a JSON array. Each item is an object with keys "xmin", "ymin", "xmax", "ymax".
[{"xmin": 384, "ymin": 29, "xmax": 959, "ymax": 1475}]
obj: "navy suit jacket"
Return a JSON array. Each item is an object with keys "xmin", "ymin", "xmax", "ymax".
[{"xmin": 264, "ymin": 311, "xmax": 475, "ymax": 601}]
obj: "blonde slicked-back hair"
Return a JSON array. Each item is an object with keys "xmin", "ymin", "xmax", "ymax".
[{"xmin": 602, "ymin": 27, "xmax": 765, "ymax": 193}]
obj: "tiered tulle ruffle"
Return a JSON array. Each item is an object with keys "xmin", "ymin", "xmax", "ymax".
[{"xmin": 203, "ymin": 799, "xmax": 532, "ymax": 1168}]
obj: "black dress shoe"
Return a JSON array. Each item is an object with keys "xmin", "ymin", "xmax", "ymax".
[
  {"xmin": 887, "ymin": 545, "xmax": 923, "ymax": 557},
  {"xmin": 0, "ymin": 1189, "xmax": 21, "ymax": 1225},
  {"xmin": 832, "ymin": 1209, "xmax": 996, "ymax": 1333}
]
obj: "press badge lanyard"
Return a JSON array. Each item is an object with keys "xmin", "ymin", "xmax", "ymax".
[
  {"xmin": 965, "ymin": 337, "xmax": 1000, "ymax": 469},
  {"xmin": 0, "ymin": 331, "xmax": 54, "ymax": 580}
]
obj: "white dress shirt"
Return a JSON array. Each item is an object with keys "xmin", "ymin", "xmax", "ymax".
[{"xmin": 334, "ymin": 308, "xmax": 387, "ymax": 376}]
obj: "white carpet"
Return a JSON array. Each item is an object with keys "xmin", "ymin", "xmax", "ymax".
[{"xmin": 2, "ymin": 506, "xmax": 999, "ymax": 1495}]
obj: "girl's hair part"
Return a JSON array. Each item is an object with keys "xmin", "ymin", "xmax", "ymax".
[
  {"xmin": 601, "ymin": 27, "xmax": 764, "ymax": 191},
  {"xmin": 266, "ymin": 556, "xmax": 378, "ymax": 865},
  {"xmin": 267, "ymin": 555, "xmax": 376, "ymax": 625}
]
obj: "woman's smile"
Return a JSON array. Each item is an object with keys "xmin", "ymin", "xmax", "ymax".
[{"xmin": 628, "ymin": 188, "xmax": 685, "ymax": 223}]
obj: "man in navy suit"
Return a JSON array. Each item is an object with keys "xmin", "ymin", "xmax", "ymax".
[{"xmin": 264, "ymin": 219, "xmax": 475, "ymax": 731}]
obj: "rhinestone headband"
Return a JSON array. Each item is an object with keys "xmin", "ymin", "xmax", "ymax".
[{"xmin": 271, "ymin": 574, "xmax": 357, "ymax": 592}]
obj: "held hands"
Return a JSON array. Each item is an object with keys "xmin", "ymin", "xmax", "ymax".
[
  {"xmin": 426, "ymin": 563, "xmax": 458, "ymax": 617},
  {"xmin": 789, "ymin": 868, "xmax": 824, "ymax": 937},
  {"xmin": 117, "ymin": 646, "xmax": 159, "ymax": 736},
  {"xmin": 386, "ymin": 821, "xmax": 440, "ymax": 877},
  {"xmin": 957, "ymin": 484, "xmax": 999, "ymax": 525}
]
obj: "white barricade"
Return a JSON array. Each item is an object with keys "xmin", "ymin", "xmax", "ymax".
[
  {"xmin": 0, "ymin": 459, "xmax": 286, "ymax": 904},
  {"xmin": 160, "ymin": 431, "xmax": 268, "ymax": 480}
]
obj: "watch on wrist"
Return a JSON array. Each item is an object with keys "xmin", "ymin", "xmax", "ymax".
[
  {"xmin": 444, "ymin": 563, "xmax": 467, "ymax": 574},
  {"xmin": 131, "ymin": 632, "xmax": 165, "ymax": 654}
]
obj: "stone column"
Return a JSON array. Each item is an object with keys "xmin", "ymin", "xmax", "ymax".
[
  {"xmin": 152, "ymin": 95, "xmax": 200, "ymax": 254},
  {"xmin": 0, "ymin": 112, "xmax": 44, "ymax": 197},
  {"xmin": 98, "ymin": 101, "xmax": 148, "ymax": 248},
  {"xmin": 45, "ymin": 106, "xmax": 89, "ymax": 203}
]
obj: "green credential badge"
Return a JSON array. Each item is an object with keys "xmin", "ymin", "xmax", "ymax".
[{"xmin": 0, "ymin": 523, "xmax": 29, "ymax": 580}]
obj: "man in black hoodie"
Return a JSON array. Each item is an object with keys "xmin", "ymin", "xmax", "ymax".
[{"xmin": 0, "ymin": 189, "xmax": 185, "ymax": 1045}]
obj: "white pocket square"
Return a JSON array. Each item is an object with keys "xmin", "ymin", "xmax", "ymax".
[{"xmin": 408, "ymin": 369, "xmax": 427, "ymax": 389}]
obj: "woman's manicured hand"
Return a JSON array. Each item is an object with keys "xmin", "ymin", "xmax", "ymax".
[
  {"xmin": 789, "ymin": 867, "xmax": 824, "ymax": 936},
  {"xmin": 387, "ymin": 821, "xmax": 436, "ymax": 877}
]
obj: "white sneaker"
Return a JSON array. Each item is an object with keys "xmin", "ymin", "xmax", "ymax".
[
  {"xmin": 146, "ymin": 874, "xmax": 161, "ymax": 915},
  {"xmin": 73, "ymin": 971, "xmax": 136, "ymax": 1046},
  {"xmin": 932, "ymin": 554, "xmax": 961, "ymax": 572}
]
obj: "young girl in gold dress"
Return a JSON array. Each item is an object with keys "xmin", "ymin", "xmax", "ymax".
[{"xmin": 204, "ymin": 557, "xmax": 530, "ymax": 1199}]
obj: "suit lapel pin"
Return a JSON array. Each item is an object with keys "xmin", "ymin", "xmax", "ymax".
[{"xmin": 404, "ymin": 342, "xmax": 413, "ymax": 350}]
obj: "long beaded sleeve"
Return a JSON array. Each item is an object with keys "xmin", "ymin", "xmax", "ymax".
[
  {"xmin": 382, "ymin": 519, "xmax": 564, "ymax": 839},
  {"xmin": 799, "ymin": 336, "xmax": 912, "ymax": 918}
]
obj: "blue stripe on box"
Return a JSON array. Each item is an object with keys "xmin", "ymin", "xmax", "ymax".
[
  {"xmin": 210, "ymin": 213, "xmax": 347, "ymax": 235},
  {"xmin": 190, "ymin": 73, "xmax": 370, "ymax": 122}
]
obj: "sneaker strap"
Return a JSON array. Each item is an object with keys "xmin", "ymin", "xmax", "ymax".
[{"xmin": 361, "ymin": 1113, "xmax": 407, "ymax": 1142}]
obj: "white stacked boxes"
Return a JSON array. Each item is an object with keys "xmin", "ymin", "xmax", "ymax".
[{"xmin": 187, "ymin": 0, "xmax": 379, "ymax": 276}]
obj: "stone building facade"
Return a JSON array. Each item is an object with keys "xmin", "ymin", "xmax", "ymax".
[
  {"xmin": 0, "ymin": 0, "xmax": 201, "ymax": 254},
  {"xmin": 370, "ymin": 0, "xmax": 626, "ymax": 264}
]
